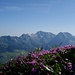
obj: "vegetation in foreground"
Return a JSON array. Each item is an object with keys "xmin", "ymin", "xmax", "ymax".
[{"xmin": 0, "ymin": 45, "xmax": 75, "ymax": 75}]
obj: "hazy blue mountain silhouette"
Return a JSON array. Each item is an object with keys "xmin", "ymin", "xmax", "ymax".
[
  {"xmin": 47, "ymin": 32, "xmax": 75, "ymax": 48},
  {"xmin": 0, "ymin": 31, "xmax": 75, "ymax": 52}
]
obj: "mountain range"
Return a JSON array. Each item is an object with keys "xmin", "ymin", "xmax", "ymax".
[{"xmin": 0, "ymin": 31, "xmax": 75, "ymax": 53}]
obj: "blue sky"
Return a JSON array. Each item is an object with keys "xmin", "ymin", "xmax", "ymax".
[{"xmin": 0, "ymin": 0, "xmax": 75, "ymax": 36}]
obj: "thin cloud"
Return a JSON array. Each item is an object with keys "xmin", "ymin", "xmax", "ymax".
[
  {"xmin": 5, "ymin": 6, "xmax": 24, "ymax": 11},
  {"xmin": 0, "ymin": 0, "xmax": 61, "ymax": 13},
  {"xmin": 0, "ymin": 4, "xmax": 50, "ymax": 13},
  {"xmin": 0, "ymin": 6, "xmax": 25, "ymax": 12},
  {"xmin": 24, "ymin": 3, "xmax": 51, "ymax": 13},
  {"xmin": 23, "ymin": 0, "xmax": 62, "ymax": 13}
]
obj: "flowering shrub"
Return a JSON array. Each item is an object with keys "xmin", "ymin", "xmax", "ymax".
[{"xmin": 0, "ymin": 45, "xmax": 75, "ymax": 75}]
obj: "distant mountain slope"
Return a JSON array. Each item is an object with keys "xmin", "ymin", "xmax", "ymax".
[
  {"xmin": 47, "ymin": 32, "xmax": 75, "ymax": 47},
  {"xmin": 0, "ymin": 31, "xmax": 55, "ymax": 52},
  {"xmin": 0, "ymin": 31, "xmax": 75, "ymax": 53}
]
